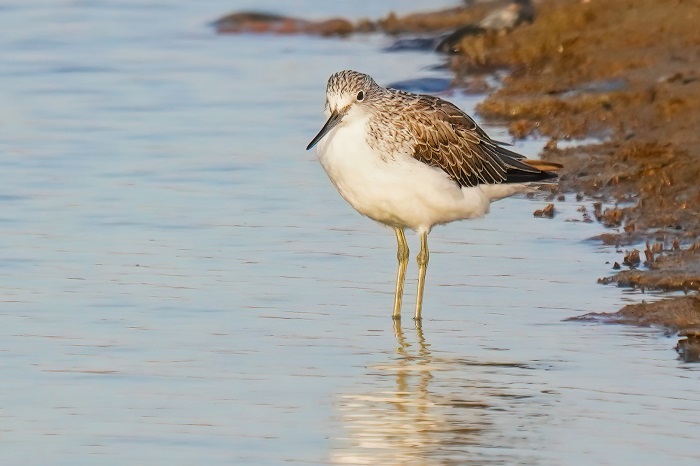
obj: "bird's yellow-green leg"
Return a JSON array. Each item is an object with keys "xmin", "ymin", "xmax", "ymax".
[
  {"xmin": 392, "ymin": 227, "xmax": 409, "ymax": 320},
  {"xmin": 415, "ymin": 231, "xmax": 429, "ymax": 321}
]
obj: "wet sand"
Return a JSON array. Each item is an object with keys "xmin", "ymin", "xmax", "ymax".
[{"xmin": 462, "ymin": 0, "xmax": 700, "ymax": 336}]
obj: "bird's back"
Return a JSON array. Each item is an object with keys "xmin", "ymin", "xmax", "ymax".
[{"xmin": 365, "ymin": 88, "xmax": 559, "ymax": 189}]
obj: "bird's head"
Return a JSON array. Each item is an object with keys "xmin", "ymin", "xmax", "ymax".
[{"xmin": 307, "ymin": 70, "xmax": 379, "ymax": 150}]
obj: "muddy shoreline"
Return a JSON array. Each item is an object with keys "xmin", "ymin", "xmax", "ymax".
[{"xmin": 460, "ymin": 0, "xmax": 700, "ymax": 337}]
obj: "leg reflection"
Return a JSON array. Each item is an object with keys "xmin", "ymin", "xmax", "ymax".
[
  {"xmin": 332, "ymin": 322, "xmax": 552, "ymax": 464},
  {"xmin": 332, "ymin": 322, "xmax": 490, "ymax": 464}
]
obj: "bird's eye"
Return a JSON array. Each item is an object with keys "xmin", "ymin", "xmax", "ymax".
[{"xmin": 356, "ymin": 91, "xmax": 364, "ymax": 101}]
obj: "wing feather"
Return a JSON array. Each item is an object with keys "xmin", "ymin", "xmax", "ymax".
[{"xmin": 402, "ymin": 92, "xmax": 552, "ymax": 187}]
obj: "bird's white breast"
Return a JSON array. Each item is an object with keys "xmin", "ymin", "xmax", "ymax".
[{"xmin": 315, "ymin": 116, "xmax": 503, "ymax": 233}]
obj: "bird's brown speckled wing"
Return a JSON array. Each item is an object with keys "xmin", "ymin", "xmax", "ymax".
[{"xmin": 407, "ymin": 94, "xmax": 547, "ymax": 187}]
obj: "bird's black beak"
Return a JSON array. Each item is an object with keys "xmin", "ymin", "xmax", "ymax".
[{"xmin": 306, "ymin": 110, "xmax": 342, "ymax": 150}]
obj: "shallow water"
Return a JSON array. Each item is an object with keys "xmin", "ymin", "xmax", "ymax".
[{"xmin": 1, "ymin": 1, "xmax": 698, "ymax": 465}]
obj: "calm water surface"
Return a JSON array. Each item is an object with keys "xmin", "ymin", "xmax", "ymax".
[{"xmin": 1, "ymin": 1, "xmax": 698, "ymax": 465}]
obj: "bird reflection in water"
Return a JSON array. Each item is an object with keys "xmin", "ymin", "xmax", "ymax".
[{"xmin": 330, "ymin": 322, "xmax": 491, "ymax": 465}]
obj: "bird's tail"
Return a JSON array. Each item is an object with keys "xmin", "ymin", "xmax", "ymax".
[{"xmin": 521, "ymin": 159, "xmax": 563, "ymax": 172}]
